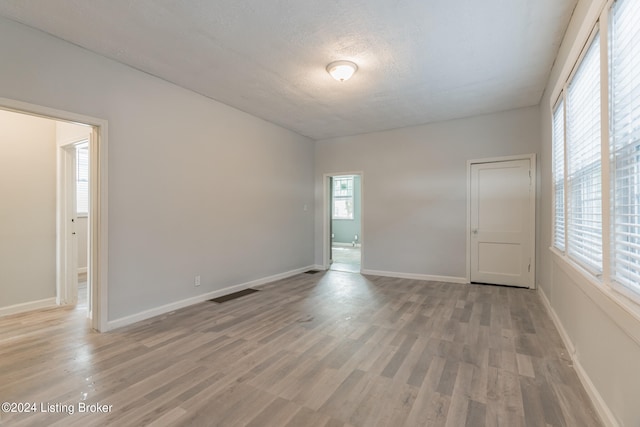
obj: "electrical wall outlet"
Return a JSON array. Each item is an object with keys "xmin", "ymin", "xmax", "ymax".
[{"xmin": 194, "ymin": 275, "xmax": 201, "ymax": 287}]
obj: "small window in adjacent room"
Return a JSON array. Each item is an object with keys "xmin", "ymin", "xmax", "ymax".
[
  {"xmin": 333, "ymin": 176, "xmax": 354, "ymax": 220},
  {"xmin": 76, "ymin": 144, "xmax": 89, "ymax": 216}
]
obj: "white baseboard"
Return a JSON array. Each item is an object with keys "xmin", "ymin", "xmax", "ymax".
[
  {"xmin": 78, "ymin": 267, "xmax": 87, "ymax": 274},
  {"xmin": 313, "ymin": 264, "xmax": 327, "ymax": 271},
  {"xmin": 360, "ymin": 269, "xmax": 467, "ymax": 284},
  {"xmin": 538, "ymin": 287, "xmax": 619, "ymax": 427},
  {"xmin": 0, "ymin": 297, "xmax": 57, "ymax": 317},
  {"xmin": 106, "ymin": 265, "xmax": 315, "ymax": 331},
  {"xmin": 537, "ymin": 287, "xmax": 576, "ymax": 356}
]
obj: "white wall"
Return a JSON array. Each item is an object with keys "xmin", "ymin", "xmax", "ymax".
[
  {"xmin": 56, "ymin": 121, "xmax": 91, "ymax": 147},
  {"xmin": 539, "ymin": 1, "xmax": 640, "ymax": 426},
  {"xmin": 314, "ymin": 106, "xmax": 541, "ymax": 279},
  {"xmin": 0, "ymin": 16, "xmax": 315, "ymax": 322},
  {"xmin": 0, "ymin": 109, "xmax": 57, "ymax": 309}
]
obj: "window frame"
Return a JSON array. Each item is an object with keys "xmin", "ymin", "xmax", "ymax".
[
  {"xmin": 554, "ymin": 27, "xmax": 604, "ymax": 277},
  {"xmin": 332, "ymin": 175, "xmax": 355, "ymax": 220},
  {"xmin": 552, "ymin": 98, "xmax": 566, "ymax": 252},
  {"xmin": 549, "ymin": 0, "xmax": 640, "ymax": 309},
  {"xmin": 608, "ymin": 0, "xmax": 640, "ymax": 301},
  {"xmin": 76, "ymin": 142, "xmax": 89, "ymax": 217}
]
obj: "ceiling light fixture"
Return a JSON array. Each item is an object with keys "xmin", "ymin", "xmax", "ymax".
[{"xmin": 326, "ymin": 60, "xmax": 358, "ymax": 82}]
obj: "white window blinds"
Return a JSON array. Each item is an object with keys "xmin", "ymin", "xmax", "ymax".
[
  {"xmin": 553, "ymin": 100, "xmax": 566, "ymax": 250},
  {"xmin": 333, "ymin": 176, "xmax": 354, "ymax": 220},
  {"xmin": 76, "ymin": 146, "xmax": 89, "ymax": 215},
  {"xmin": 610, "ymin": 0, "xmax": 640, "ymax": 296},
  {"xmin": 566, "ymin": 34, "xmax": 602, "ymax": 273}
]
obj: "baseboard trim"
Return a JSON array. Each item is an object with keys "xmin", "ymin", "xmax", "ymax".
[
  {"xmin": 78, "ymin": 267, "xmax": 87, "ymax": 274},
  {"xmin": 106, "ymin": 265, "xmax": 315, "ymax": 331},
  {"xmin": 313, "ymin": 264, "xmax": 327, "ymax": 271},
  {"xmin": 0, "ymin": 297, "xmax": 57, "ymax": 317},
  {"xmin": 360, "ymin": 269, "xmax": 467, "ymax": 284},
  {"xmin": 537, "ymin": 287, "xmax": 576, "ymax": 356},
  {"xmin": 538, "ymin": 287, "xmax": 619, "ymax": 427}
]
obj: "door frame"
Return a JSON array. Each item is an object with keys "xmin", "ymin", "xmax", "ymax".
[
  {"xmin": 59, "ymin": 141, "xmax": 80, "ymax": 307},
  {"xmin": 58, "ymin": 138, "xmax": 90, "ymax": 311},
  {"xmin": 322, "ymin": 172, "xmax": 364, "ymax": 271},
  {"xmin": 0, "ymin": 97, "xmax": 109, "ymax": 332},
  {"xmin": 466, "ymin": 154, "xmax": 536, "ymax": 288}
]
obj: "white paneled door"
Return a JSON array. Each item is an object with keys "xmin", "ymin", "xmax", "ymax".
[{"xmin": 470, "ymin": 158, "xmax": 534, "ymax": 288}]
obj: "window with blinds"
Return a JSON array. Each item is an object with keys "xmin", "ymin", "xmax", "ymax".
[
  {"xmin": 333, "ymin": 176, "xmax": 354, "ymax": 220},
  {"xmin": 553, "ymin": 100, "xmax": 566, "ymax": 251},
  {"xmin": 610, "ymin": 0, "xmax": 640, "ymax": 296},
  {"xmin": 566, "ymin": 34, "xmax": 602, "ymax": 273},
  {"xmin": 76, "ymin": 145, "xmax": 89, "ymax": 215}
]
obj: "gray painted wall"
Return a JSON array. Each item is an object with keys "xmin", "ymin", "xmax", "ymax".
[
  {"xmin": 332, "ymin": 175, "xmax": 361, "ymax": 244},
  {"xmin": 315, "ymin": 106, "xmax": 541, "ymax": 278},
  {"xmin": 0, "ymin": 16, "xmax": 315, "ymax": 321}
]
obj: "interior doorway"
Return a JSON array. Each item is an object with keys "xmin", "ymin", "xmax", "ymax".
[
  {"xmin": 59, "ymin": 137, "xmax": 91, "ymax": 313},
  {"xmin": 76, "ymin": 143, "xmax": 90, "ymax": 311},
  {"xmin": 326, "ymin": 174, "xmax": 362, "ymax": 273},
  {"xmin": 0, "ymin": 97, "xmax": 107, "ymax": 331}
]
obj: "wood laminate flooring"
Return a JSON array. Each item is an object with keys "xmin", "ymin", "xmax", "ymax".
[{"xmin": 0, "ymin": 271, "xmax": 602, "ymax": 426}]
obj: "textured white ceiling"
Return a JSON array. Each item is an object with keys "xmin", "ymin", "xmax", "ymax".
[{"xmin": 0, "ymin": 0, "xmax": 576, "ymax": 140}]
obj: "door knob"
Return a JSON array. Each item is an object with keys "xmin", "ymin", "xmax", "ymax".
[{"xmin": 472, "ymin": 229, "xmax": 478, "ymax": 235}]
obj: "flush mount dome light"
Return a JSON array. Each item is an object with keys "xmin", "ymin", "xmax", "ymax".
[{"xmin": 326, "ymin": 60, "xmax": 358, "ymax": 82}]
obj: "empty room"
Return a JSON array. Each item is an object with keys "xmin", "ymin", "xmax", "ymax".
[{"xmin": 0, "ymin": 0, "xmax": 638, "ymax": 426}]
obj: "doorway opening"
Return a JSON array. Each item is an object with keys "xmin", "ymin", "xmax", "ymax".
[
  {"xmin": 325, "ymin": 173, "xmax": 363, "ymax": 273},
  {"xmin": 59, "ymin": 137, "xmax": 91, "ymax": 313},
  {"xmin": 0, "ymin": 97, "xmax": 107, "ymax": 331},
  {"xmin": 76, "ymin": 142, "xmax": 90, "ymax": 311}
]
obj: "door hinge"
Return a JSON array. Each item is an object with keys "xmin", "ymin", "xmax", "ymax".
[{"xmin": 528, "ymin": 261, "xmax": 531, "ymax": 273}]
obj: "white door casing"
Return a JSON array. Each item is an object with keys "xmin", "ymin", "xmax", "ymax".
[
  {"xmin": 60, "ymin": 143, "xmax": 79, "ymax": 305},
  {"xmin": 323, "ymin": 172, "xmax": 364, "ymax": 271},
  {"xmin": 1, "ymin": 96, "xmax": 110, "ymax": 332},
  {"xmin": 469, "ymin": 156, "xmax": 535, "ymax": 288}
]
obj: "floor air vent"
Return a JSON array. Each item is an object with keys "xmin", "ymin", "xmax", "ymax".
[{"xmin": 209, "ymin": 288, "xmax": 259, "ymax": 303}]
